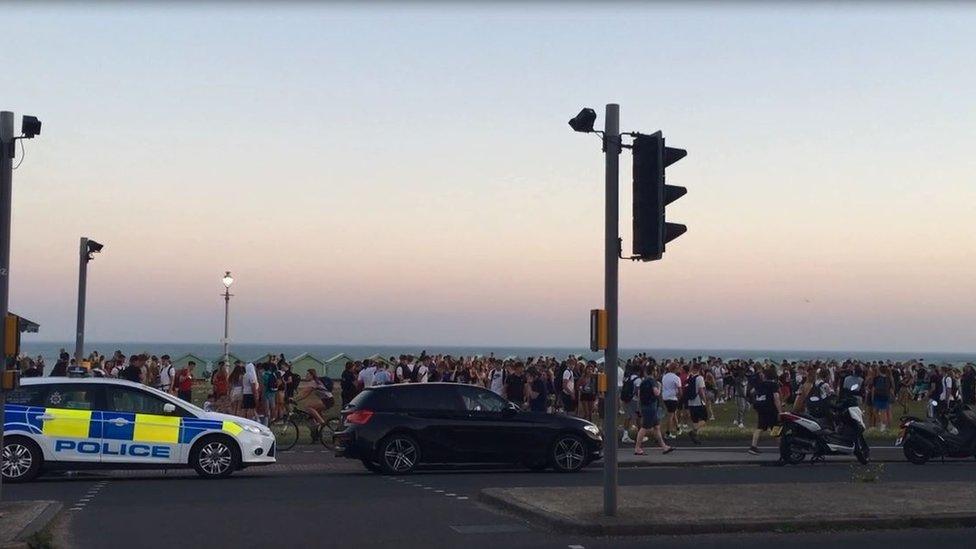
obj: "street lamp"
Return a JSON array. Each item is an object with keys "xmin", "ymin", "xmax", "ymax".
[
  {"xmin": 75, "ymin": 238, "xmax": 104, "ymax": 363},
  {"xmin": 221, "ymin": 271, "xmax": 234, "ymax": 366}
]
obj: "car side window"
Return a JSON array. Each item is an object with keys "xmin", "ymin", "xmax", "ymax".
[
  {"xmin": 106, "ymin": 386, "xmax": 186, "ymax": 416},
  {"xmin": 389, "ymin": 387, "xmax": 460, "ymax": 411},
  {"xmin": 5, "ymin": 386, "xmax": 47, "ymax": 406},
  {"xmin": 457, "ymin": 386, "xmax": 507, "ymax": 413},
  {"xmin": 45, "ymin": 384, "xmax": 98, "ymax": 410}
]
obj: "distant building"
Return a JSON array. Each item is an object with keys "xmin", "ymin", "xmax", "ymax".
[
  {"xmin": 290, "ymin": 352, "xmax": 327, "ymax": 376},
  {"xmin": 323, "ymin": 353, "xmax": 355, "ymax": 378}
]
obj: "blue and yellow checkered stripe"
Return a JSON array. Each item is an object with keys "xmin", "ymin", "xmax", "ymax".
[{"xmin": 3, "ymin": 404, "xmax": 244, "ymax": 443}]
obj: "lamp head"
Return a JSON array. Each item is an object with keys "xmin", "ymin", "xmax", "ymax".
[{"xmin": 222, "ymin": 271, "xmax": 234, "ymax": 288}]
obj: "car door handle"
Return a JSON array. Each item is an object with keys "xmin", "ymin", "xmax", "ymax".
[{"xmin": 37, "ymin": 414, "xmax": 55, "ymax": 421}]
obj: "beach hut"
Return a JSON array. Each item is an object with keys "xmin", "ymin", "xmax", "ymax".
[
  {"xmin": 251, "ymin": 353, "xmax": 277, "ymax": 365},
  {"xmin": 172, "ymin": 353, "xmax": 210, "ymax": 377},
  {"xmin": 290, "ymin": 353, "xmax": 327, "ymax": 376},
  {"xmin": 323, "ymin": 353, "xmax": 355, "ymax": 378},
  {"xmin": 366, "ymin": 353, "xmax": 392, "ymax": 366}
]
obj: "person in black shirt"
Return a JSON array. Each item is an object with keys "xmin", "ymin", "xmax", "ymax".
[
  {"xmin": 633, "ymin": 368, "xmax": 673, "ymax": 456},
  {"xmin": 962, "ymin": 364, "xmax": 976, "ymax": 407},
  {"xmin": 749, "ymin": 367, "xmax": 782, "ymax": 455},
  {"xmin": 340, "ymin": 362, "xmax": 359, "ymax": 406},
  {"xmin": 525, "ymin": 367, "xmax": 548, "ymax": 412},
  {"xmin": 505, "ymin": 363, "xmax": 527, "ymax": 407}
]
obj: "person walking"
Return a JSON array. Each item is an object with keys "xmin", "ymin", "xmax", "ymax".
[
  {"xmin": 620, "ymin": 365, "xmax": 641, "ymax": 444},
  {"xmin": 749, "ymin": 367, "xmax": 782, "ymax": 455},
  {"xmin": 634, "ymin": 366, "xmax": 674, "ymax": 456},
  {"xmin": 241, "ymin": 362, "xmax": 260, "ymax": 421}
]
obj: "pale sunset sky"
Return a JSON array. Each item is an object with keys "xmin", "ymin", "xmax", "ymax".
[{"xmin": 2, "ymin": 2, "xmax": 974, "ymax": 352}]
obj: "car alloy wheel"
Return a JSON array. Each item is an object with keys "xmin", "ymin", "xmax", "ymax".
[
  {"xmin": 2, "ymin": 442, "xmax": 34, "ymax": 481},
  {"xmin": 199, "ymin": 441, "xmax": 233, "ymax": 476},
  {"xmin": 382, "ymin": 436, "xmax": 419, "ymax": 474},
  {"xmin": 552, "ymin": 435, "xmax": 586, "ymax": 472}
]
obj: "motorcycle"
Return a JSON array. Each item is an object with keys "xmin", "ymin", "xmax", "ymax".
[
  {"xmin": 897, "ymin": 401, "xmax": 976, "ymax": 465},
  {"xmin": 776, "ymin": 385, "xmax": 869, "ymax": 465}
]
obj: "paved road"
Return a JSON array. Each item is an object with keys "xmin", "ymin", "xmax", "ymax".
[{"xmin": 5, "ymin": 450, "xmax": 975, "ymax": 548}]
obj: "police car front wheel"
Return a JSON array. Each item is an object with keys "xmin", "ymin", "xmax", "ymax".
[
  {"xmin": 190, "ymin": 436, "xmax": 240, "ymax": 479},
  {"xmin": 2, "ymin": 437, "xmax": 43, "ymax": 483}
]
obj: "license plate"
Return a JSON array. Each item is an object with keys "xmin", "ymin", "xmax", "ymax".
[{"xmin": 770, "ymin": 426, "xmax": 782, "ymax": 437}]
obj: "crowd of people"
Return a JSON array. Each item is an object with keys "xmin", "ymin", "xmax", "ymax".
[{"xmin": 15, "ymin": 349, "xmax": 976, "ymax": 455}]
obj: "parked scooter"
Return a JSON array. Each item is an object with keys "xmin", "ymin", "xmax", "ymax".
[
  {"xmin": 777, "ymin": 385, "xmax": 869, "ymax": 465},
  {"xmin": 897, "ymin": 402, "xmax": 976, "ymax": 465}
]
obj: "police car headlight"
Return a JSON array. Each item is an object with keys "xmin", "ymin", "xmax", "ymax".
[
  {"xmin": 583, "ymin": 424, "xmax": 601, "ymax": 438},
  {"xmin": 235, "ymin": 422, "xmax": 271, "ymax": 437}
]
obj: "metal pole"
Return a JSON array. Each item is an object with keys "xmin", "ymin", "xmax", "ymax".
[
  {"xmin": 75, "ymin": 237, "xmax": 88, "ymax": 364},
  {"xmin": 223, "ymin": 288, "xmax": 230, "ymax": 364},
  {"xmin": 602, "ymin": 103, "xmax": 620, "ymax": 516},
  {"xmin": 0, "ymin": 110, "xmax": 16, "ymax": 501}
]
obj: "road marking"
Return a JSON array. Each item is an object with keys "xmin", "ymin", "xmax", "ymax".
[
  {"xmin": 423, "ymin": 487, "xmax": 433, "ymax": 490},
  {"xmin": 445, "ymin": 493, "xmax": 456, "ymax": 497},
  {"xmin": 456, "ymin": 496, "xmax": 469, "ymax": 500},
  {"xmin": 569, "ymin": 545, "xmax": 585, "ymax": 549},
  {"xmin": 434, "ymin": 490, "xmax": 444, "ymax": 493},
  {"xmin": 450, "ymin": 524, "xmax": 531, "ymax": 534}
]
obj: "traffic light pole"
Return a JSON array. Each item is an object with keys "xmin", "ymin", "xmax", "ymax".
[
  {"xmin": 602, "ymin": 103, "xmax": 620, "ymax": 517},
  {"xmin": 74, "ymin": 237, "xmax": 89, "ymax": 364},
  {"xmin": 0, "ymin": 111, "xmax": 15, "ymax": 502}
]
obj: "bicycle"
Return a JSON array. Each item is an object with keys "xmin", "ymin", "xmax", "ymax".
[{"xmin": 270, "ymin": 398, "xmax": 341, "ymax": 451}]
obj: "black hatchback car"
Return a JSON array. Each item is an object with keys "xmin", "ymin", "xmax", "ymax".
[{"xmin": 334, "ymin": 383, "xmax": 602, "ymax": 474}]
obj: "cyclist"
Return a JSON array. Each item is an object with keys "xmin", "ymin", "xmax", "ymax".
[{"xmin": 293, "ymin": 369, "xmax": 335, "ymax": 430}]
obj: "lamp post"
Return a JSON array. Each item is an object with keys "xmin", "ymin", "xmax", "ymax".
[{"xmin": 221, "ymin": 271, "xmax": 234, "ymax": 366}]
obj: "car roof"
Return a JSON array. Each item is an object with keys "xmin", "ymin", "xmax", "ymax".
[
  {"xmin": 368, "ymin": 383, "xmax": 484, "ymax": 391},
  {"xmin": 20, "ymin": 377, "xmax": 148, "ymax": 389}
]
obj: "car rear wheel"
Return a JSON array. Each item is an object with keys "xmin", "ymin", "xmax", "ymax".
[
  {"xmin": 379, "ymin": 434, "xmax": 420, "ymax": 475},
  {"xmin": 551, "ymin": 434, "xmax": 586, "ymax": 473},
  {"xmin": 191, "ymin": 436, "xmax": 239, "ymax": 479},
  {"xmin": 2, "ymin": 437, "xmax": 42, "ymax": 483}
]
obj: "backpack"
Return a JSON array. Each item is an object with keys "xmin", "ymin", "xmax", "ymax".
[
  {"xmin": 621, "ymin": 376, "xmax": 636, "ymax": 402},
  {"xmin": 638, "ymin": 378, "xmax": 657, "ymax": 406},
  {"xmin": 683, "ymin": 375, "xmax": 701, "ymax": 405},
  {"xmin": 265, "ymin": 370, "xmax": 280, "ymax": 391}
]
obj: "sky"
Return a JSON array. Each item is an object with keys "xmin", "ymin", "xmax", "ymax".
[{"xmin": 1, "ymin": 2, "xmax": 974, "ymax": 353}]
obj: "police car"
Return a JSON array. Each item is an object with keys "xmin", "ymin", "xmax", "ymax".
[{"xmin": 2, "ymin": 377, "xmax": 276, "ymax": 482}]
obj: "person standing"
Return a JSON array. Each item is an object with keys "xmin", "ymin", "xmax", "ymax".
[
  {"xmin": 526, "ymin": 367, "xmax": 549, "ymax": 412},
  {"xmin": 660, "ymin": 363, "xmax": 682, "ymax": 439},
  {"xmin": 620, "ymin": 365, "xmax": 641, "ymax": 444},
  {"xmin": 488, "ymin": 361, "xmax": 506, "ymax": 396},
  {"xmin": 228, "ymin": 363, "xmax": 245, "ymax": 416},
  {"xmin": 961, "ymin": 364, "xmax": 976, "ymax": 407},
  {"xmin": 873, "ymin": 365, "xmax": 893, "ymax": 432},
  {"xmin": 357, "ymin": 359, "xmax": 377, "ymax": 389},
  {"xmin": 210, "ymin": 361, "xmax": 230, "ymax": 412},
  {"xmin": 749, "ymin": 367, "xmax": 782, "ymax": 455},
  {"xmin": 241, "ymin": 362, "xmax": 259, "ymax": 421},
  {"xmin": 340, "ymin": 362, "xmax": 359, "ymax": 406},
  {"xmin": 686, "ymin": 363, "xmax": 708, "ymax": 445},
  {"xmin": 560, "ymin": 361, "xmax": 577, "ymax": 415},
  {"xmin": 505, "ymin": 362, "xmax": 527, "ymax": 407},
  {"xmin": 174, "ymin": 361, "xmax": 195, "ymax": 403},
  {"xmin": 158, "ymin": 355, "xmax": 176, "ymax": 393},
  {"xmin": 372, "ymin": 363, "xmax": 392, "ymax": 386},
  {"xmin": 634, "ymin": 366, "xmax": 673, "ymax": 456}
]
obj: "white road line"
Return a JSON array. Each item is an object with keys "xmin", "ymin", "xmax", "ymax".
[
  {"xmin": 456, "ymin": 496, "xmax": 468, "ymax": 500},
  {"xmin": 434, "ymin": 490, "xmax": 444, "ymax": 493},
  {"xmin": 569, "ymin": 545, "xmax": 585, "ymax": 549},
  {"xmin": 445, "ymin": 493, "xmax": 456, "ymax": 497},
  {"xmin": 423, "ymin": 487, "xmax": 433, "ymax": 490}
]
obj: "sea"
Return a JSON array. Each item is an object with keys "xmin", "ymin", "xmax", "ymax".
[{"xmin": 20, "ymin": 341, "xmax": 976, "ymax": 368}]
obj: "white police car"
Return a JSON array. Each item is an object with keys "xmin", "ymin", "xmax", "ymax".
[{"xmin": 2, "ymin": 377, "xmax": 276, "ymax": 482}]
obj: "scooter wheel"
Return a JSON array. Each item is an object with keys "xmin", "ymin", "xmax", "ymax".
[
  {"xmin": 903, "ymin": 440, "xmax": 929, "ymax": 465},
  {"xmin": 779, "ymin": 431, "xmax": 806, "ymax": 465}
]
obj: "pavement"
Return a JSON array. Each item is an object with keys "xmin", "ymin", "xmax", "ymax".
[
  {"xmin": 480, "ymin": 481, "xmax": 976, "ymax": 535},
  {"xmin": 0, "ymin": 500, "xmax": 62, "ymax": 548},
  {"xmin": 3, "ymin": 447, "xmax": 976, "ymax": 548}
]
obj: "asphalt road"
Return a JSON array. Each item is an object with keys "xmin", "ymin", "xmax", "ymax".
[{"xmin": 5, "ymin": 451, "xmax": 976, "ymax": 549}]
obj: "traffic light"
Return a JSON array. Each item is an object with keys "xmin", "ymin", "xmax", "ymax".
[{"xmin": 632, "ymin": 131, "xmax": 687, "ymax": 261}]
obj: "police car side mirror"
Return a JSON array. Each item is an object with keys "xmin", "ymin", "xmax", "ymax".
[{"xmin": 163, "ymin": 403, "xmax": 176, "ymax": 414}]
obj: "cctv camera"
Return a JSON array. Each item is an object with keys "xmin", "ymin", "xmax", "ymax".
[
  {"xmin": 21, "ymin": 116, "xmax": 41, "ymax": 139},
  {"xmin": 568, "ymin": 108, "xmax": 596, "ymax": 133}
]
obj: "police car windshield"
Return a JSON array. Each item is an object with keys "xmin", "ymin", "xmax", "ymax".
[{"xmin": 139, "ymin": 383, "xmax": 206, "ymax": 415}]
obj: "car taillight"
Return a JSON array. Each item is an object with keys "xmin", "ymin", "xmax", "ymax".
[{"xmin": 345, "ymin": 409, "xmax": 374, "ymax": 425}]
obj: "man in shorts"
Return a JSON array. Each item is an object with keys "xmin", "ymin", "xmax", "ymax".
[
  {"xmin": 661, "ymin": 363, "xmax": 682, "ymax": 440},
  {"xmin": 634, "ymin": 367, "xmax": 674, "ymax": 456},
  {"xmin": 686, "ymin": 363, "xmax": 708, "ymax": 445},
  {"xmin": 750, "ymin": 367, "xmax": 782, "ymax": 454}
]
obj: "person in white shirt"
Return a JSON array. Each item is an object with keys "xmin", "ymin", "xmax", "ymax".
[
  {"xmin": 416, "ymin": 359, "xmax": 430, "ymax": 383},
  {"xmin": 561, "ymin": 363, "xmax": 577, "ymax": 414},
  {"xmin": 358, "ymin": 361, "xmax": 377, "ymax": 389},
  {"xmin": 158, "ymin": 355, "xmax": 176, "ymax": 393},
  {"xmin": 661, "ymin": 364, "xmax": 683, "ymax": 439},
  {"xmin": 488, "ymin": 363, "xmax": 505, "ymax": 396},
  {"xmin": 241, "ymin": 362, "xmax": 259, "ymax": 421}
]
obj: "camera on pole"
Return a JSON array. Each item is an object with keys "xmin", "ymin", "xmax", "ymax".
[{"xmin": 632, "ymin": 131, "xmax": 687, "ymax": 261}]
